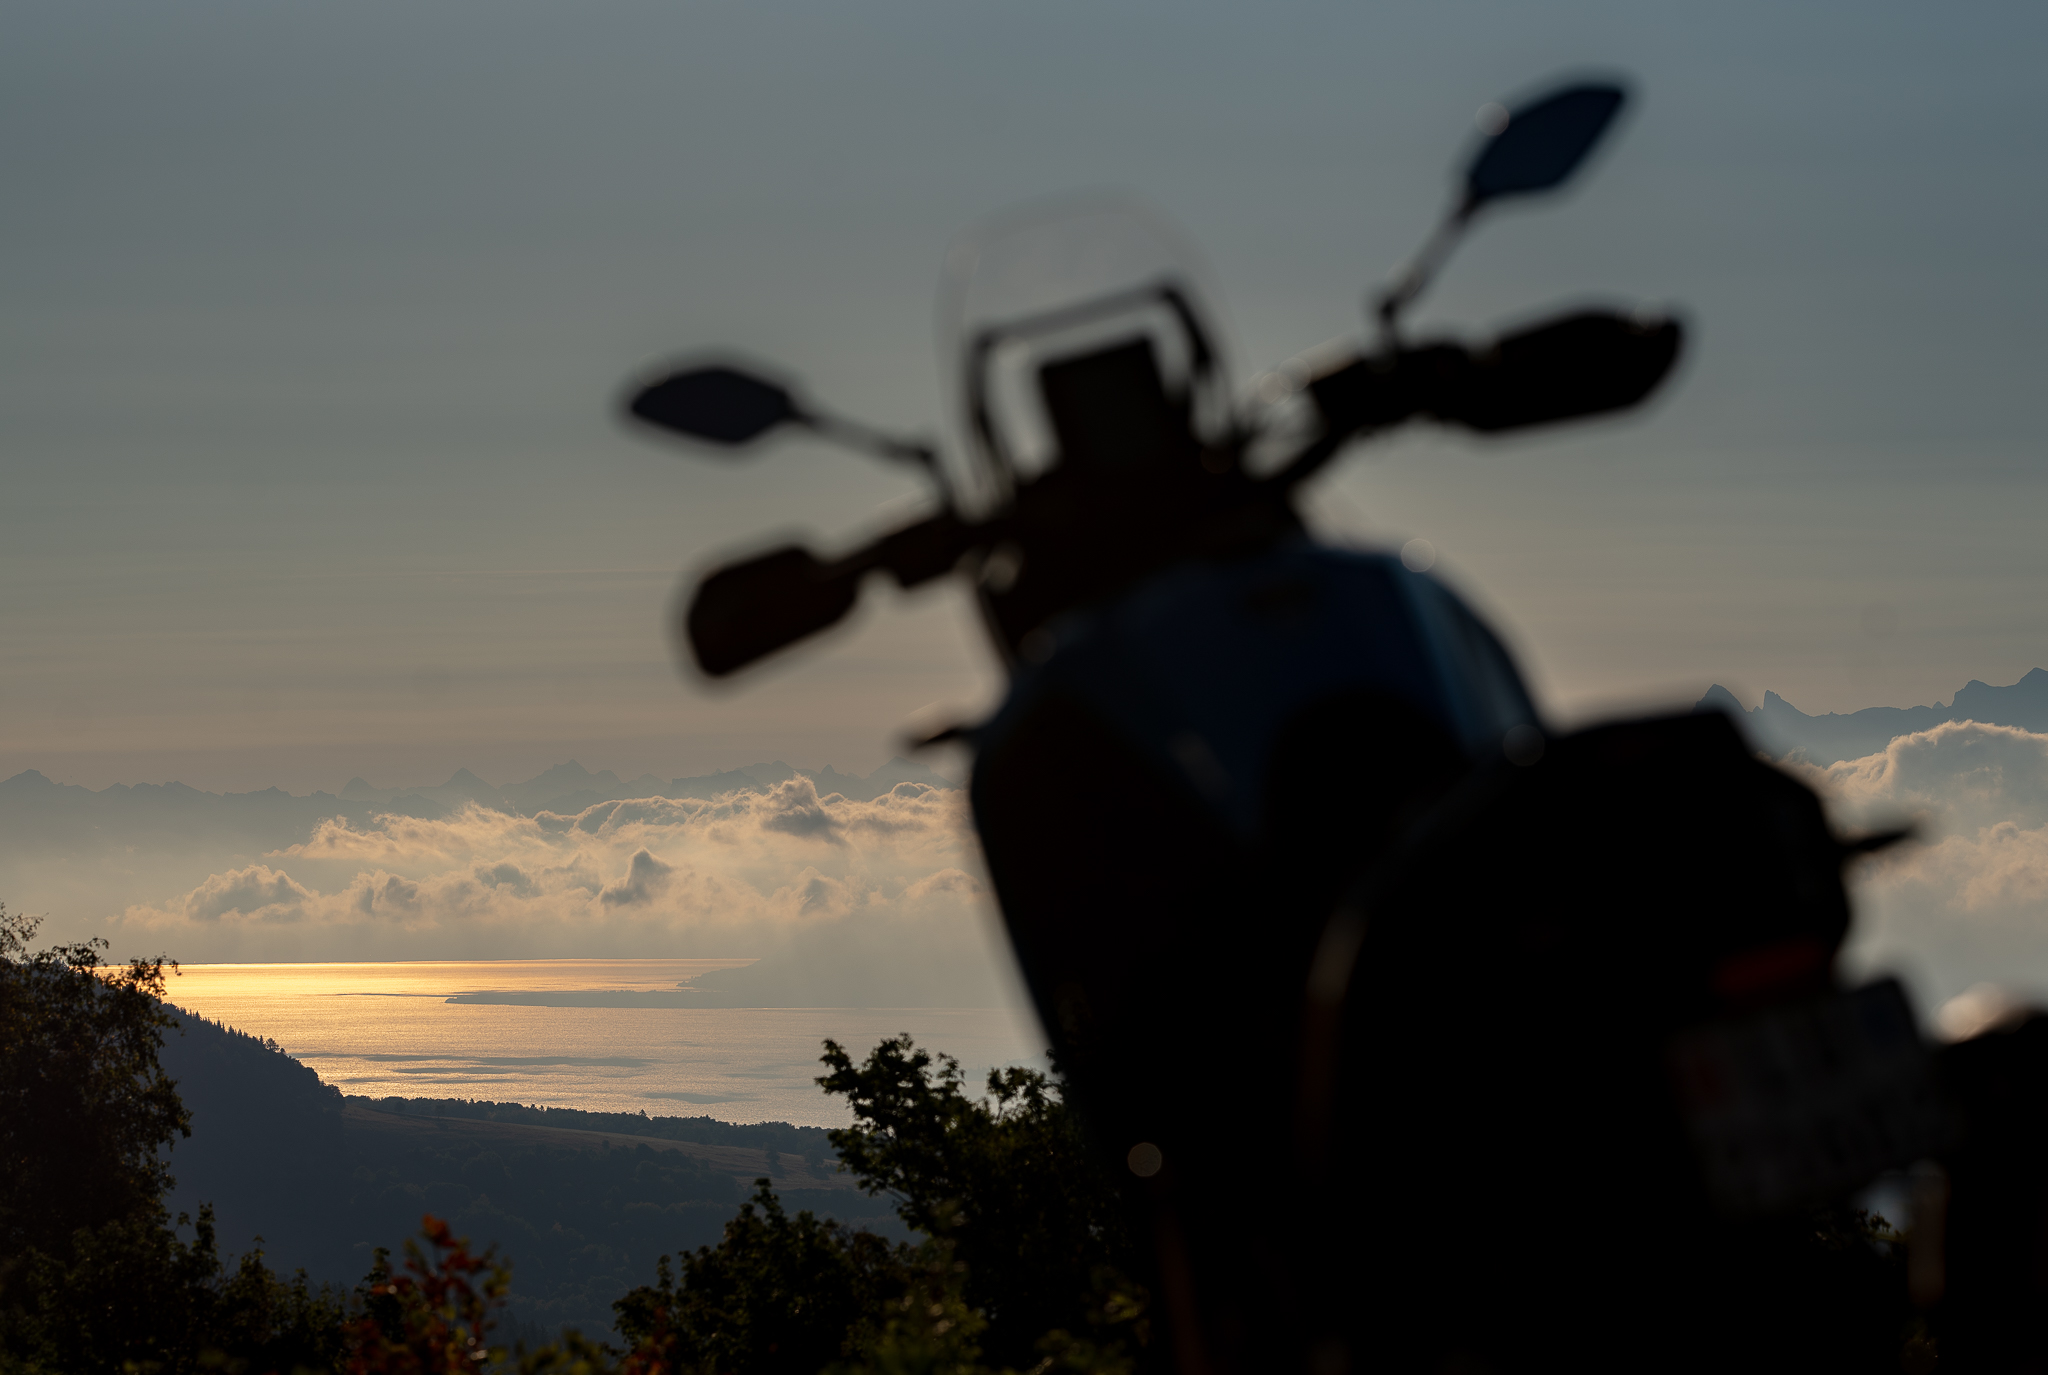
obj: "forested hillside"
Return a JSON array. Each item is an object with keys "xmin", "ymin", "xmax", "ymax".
[
  {"xmin": 159, "ymin": 1005, "xmax": 900, "ymax": 1334},
  {"xmin": 5, "ymin": 904, "xmax": 1146, "ymax": 1372}
]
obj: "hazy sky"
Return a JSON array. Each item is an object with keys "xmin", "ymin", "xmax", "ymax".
[{"xmin": 4, "ymin": 0, "xmax": 2046, "ymax": 794}]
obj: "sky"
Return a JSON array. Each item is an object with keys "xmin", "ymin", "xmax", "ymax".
[
  {"xmin": 3, "ymin": 0, "xmax": 2045, "ymax": 799},
  {"xmin": 6, "ymin": 0, "xmax": 2048, "ymax": 1016}
]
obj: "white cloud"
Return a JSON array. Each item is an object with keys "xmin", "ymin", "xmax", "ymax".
[
  {"xmin": 97, "ymin": 723, "xmax": 2048, "ymax": 1012},
  {"xmin": 598, "ymin": 849, "xmax": 676, "ymax": 908},
  {"xmin": 113, "ymin": 777, "xmax": 1019, "ymax": 1004},
  {"xmin": 1794, "ymin": 720, "xmax": 2048, "ymax": 835},
  {"xmin": 179, "ymin": 865, "xmax": 315, "ymax": 922},
  {"xmin": 1788, "ymin": 722, "xmax": 2048, "ymax": 1006}
]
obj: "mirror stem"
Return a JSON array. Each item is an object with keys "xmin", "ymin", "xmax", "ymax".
[
  {"xmin": 1371, "ymin": 198, "xmax": 1476, "ymax": 351},
  {"xmin": 806, "ymin": 412, "xmax": 954, "ymax": 505}
]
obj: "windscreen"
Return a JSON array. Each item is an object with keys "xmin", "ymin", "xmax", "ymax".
[{"xmin": 937, "ymin": 196, "xmax": 1235, "ymax": 516}]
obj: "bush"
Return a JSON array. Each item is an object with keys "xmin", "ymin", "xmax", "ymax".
[{"xmin": 597, "ymin": 1035, "xmax": 1148, "ymax": 1375}]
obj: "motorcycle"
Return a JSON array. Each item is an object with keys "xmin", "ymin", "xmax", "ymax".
[{"xmin": 622, "ymin": 79, "xmax": 2037, "ymax": 1373}]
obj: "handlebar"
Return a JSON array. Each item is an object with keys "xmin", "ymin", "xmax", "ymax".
[
  {"xmin": 1279, "ymin": 308, "xmax": 1683, "ymax": 486},
  {"xmin": 683, "ymin": 308, "xmax": 1684, "ymax": 677},
  {"xmin": 685, "ymin": 513, "xmax": 977, "ymax": 677}
]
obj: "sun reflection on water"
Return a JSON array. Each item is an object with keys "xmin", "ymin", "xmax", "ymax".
[{"xmin": 166, "ymin": 960, "xmax": 1046, "ymax": 1127}]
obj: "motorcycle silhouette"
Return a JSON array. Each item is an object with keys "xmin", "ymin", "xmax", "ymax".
[{"xmin": 623, "ymin": 79, "xmax": 2042, "ymax": 1374}]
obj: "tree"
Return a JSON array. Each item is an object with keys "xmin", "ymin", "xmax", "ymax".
[
  {"xmin": 828, "ymin": 1239, "xmax": 987, "ymax": 1375},
  {"xmin": 0, "ymin": 904, "xmax": 188, "ymax": 1261},
  {"xmin": 5, "ymin": 1200, "xmax": 352, "ymax": 1374},
  {"xmin": 0, "ymin": 905, "xmax": 352, "ymax": 1374},
  {"xmin": 347, "ymin": 1217, "xmax": 510, "ymax": 1374},
  {"xmin": 816, "ymin": 1036, "xmax": 1144, "ymax": 1372},
  {"xmin": 606, "ymin": 1036, "xmax": 1149, "ymax": 1375},
  {"xmin": 610, "ymin": 1183, "xmax": 909, "ymax": 1375}
]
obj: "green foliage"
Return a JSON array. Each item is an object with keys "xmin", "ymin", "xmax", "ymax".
[
  {"xmin": 815, "ymin": 1036, "xmax": 1144, "ymax": 1372},
  {"xmin": 1757, "ymin": 1205, "xmax": 1922, "ymax": 1372},
  {"xmin": 3, "ymin": 1203, "xmax": 352, "ymax": 1375},
  {"xmin": 597, "ymin": 1035, "xmax": 1147, "ymax": 1375},
  {"xmin": 0, "ymin": 906, "xmax": 352, "ymax": 1374},
  {"xmin": 511, "ymin": 1327, "xmax": 622, "ymax": 1375},
  {"xmin": 830, "ymin": 1241, "xmax": 986, "ymax": 1375},
  {"xmin": 329, "ymin": 1129, "xmax": 748, "ymax": 1332},
  {"xmin": 610, "ymin": 1182, "xmax": 909, "ymax": 1375},
  {"xmin": 0, "ymin": 904, "xmax": 188, "ymax": 1259},
  {"xmin": 346, "ymin": 1217, "xmax": 510, "ymax": 1374}
]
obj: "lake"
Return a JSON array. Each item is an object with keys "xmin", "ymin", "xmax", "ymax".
[{"xmin": 165, "ymin": 960, "xmax": 1049, "ymax": 1127}]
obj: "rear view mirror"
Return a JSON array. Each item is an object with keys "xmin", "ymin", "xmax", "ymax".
[
  {"xmin": 1377, "ymin": 78, "xmax": 1632, "ymax": 339},
  {"xmin": 628, "ymin": 366, "xmax": 801, "ymax": 447},
  {"xmin": 625, "ymin": 360, "xmax": 952, "ymax": 498},
  {"xmin": 1464, "ymin": 83, "xmax": 1628, "ymax": 209}
]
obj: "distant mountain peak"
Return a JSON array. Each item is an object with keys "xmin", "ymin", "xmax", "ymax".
[
  {"xmin": 524, "ymin": 761, "xmax": 600, "ymax": 785},
  {"xmin": 1695, "ymin": 685, "xmax": 1746, "ymax": 715},
  {"xmin": 1699, "ymin": 667, "xmax": 2048, "ymax": 764},
  {"xmin": 0, "ymin": 753, "xmax": 965, "ymax": 837}
]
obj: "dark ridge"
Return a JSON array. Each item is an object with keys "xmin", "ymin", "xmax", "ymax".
[
  {"xmin": 1697, "ymin": 667, "xmax": 2048, "ymax": 765},
  {"xmin": 351, "ymin": 1095, "xmax": 831, "ymax": 1154}
]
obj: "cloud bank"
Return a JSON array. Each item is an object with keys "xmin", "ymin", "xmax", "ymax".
[
  {"xmin": 1787, "ymin": 720, "xmax": 2048, "ymax": 1005},
  {"xmin": 84, "ymin": 720, "xmax": 2048, "ymax": 1010},
  {"xmin": 114, "ymin": 778, "xmax": 1021, "ymax": 1007}
]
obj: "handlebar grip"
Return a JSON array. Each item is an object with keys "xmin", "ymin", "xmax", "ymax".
[
  {"xmin": 1441, "ymin": 310, "xmax": 1683, "ymax": 432},
  {"xmin": 1305, "ymin": 344, "xmax": 1467, "ymax": 436},
  {"xmin": 684, "ymin": 546, "xmax": 862, "ymax": 677},
  {"xmin": 1302, "ymin": 310, "xmax": 1683, "ymax": 444},
  {"xmin": 682, "ymin": 512, "xmax": 975, "ymax": 676}
]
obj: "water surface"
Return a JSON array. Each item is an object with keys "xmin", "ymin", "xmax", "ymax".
[{"xmin": 168, "ymin": 960, "xmax": 1047, "ymax": 1127}]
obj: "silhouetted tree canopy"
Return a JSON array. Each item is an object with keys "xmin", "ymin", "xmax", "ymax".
[
  {"xmin": 604, "ymin": 1035, "xmax": 1149, "ymax": 1375},
  {"xmin": 0, "ymin": 904, "xmax": 187, "ymax": 1258},
  {"xmin": 0, "ymin": 905, "xmax": 352, "ymax": 1373},
  {"xmin": 612, "ymin": 1184, "xmax": 907, "ymax": 1375},
  {"xmin": 816, "ymin": 1035, "xmax": 1144, "ymax": 1370}
]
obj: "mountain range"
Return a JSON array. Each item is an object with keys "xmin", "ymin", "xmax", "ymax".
[
  {"xmin": 9, "ymin": 668, "xmax": 2045, "ymax": 856},
  {"xmin": 1698, "ymin": 667, "xmax": 2048, "ymax": 765},
  {"xmin": 330, "ymin": 755, "xmax": 956, "ymax": 815},
  {"xmin": 0, "ymin": 756, "xmax": 957, "ymax": 857}
]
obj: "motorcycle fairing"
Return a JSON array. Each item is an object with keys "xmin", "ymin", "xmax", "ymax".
[{"xmin": 974, "ymin": 538, "xmax": 1539, "ymax": 844}]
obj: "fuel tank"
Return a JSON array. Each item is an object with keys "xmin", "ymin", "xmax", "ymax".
[{"xmin": 970, "ymin": 535, "xmax": 1535, "ymax": 1155}]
